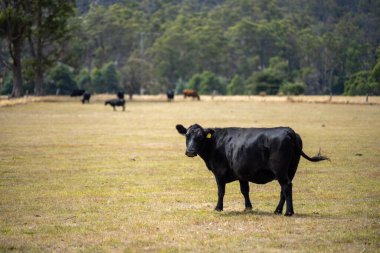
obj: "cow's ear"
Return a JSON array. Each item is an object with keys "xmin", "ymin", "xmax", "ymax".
[
  {"xmin": 176, "ymin": 124, "xmax": 187, "ymax": 135},
  {"xmin": 204, "ymin": 128, "xmax": 215, "ymax": 139}
]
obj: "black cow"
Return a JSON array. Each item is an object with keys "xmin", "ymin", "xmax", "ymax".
[
  {"xmin": 176, "ymin": 124, "xmax": 329, "ymax": 216},
  {"xmin": 167, "ymin": 89, "xmax": 175, "ymax": 102},
  {"xmin": 70, "ymin": 89, "xmax": 85, "ymax": 97},
  {"xmin": 105, "ymin": 98, "xmax": 125, "ymax": 111},
  {"xmin": 117, "ymin": 92, "xmax": 125, "ymax": 99},
  {"xmin": 82, "ymin": 92, "xmax": 91, "ymax": 104}
]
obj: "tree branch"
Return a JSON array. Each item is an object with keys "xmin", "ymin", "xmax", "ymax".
[{"xmin": 27, "ymin": 31, "xmax": 36, "ymax": 57}]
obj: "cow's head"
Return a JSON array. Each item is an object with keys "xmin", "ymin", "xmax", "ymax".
[{"xmin": 176, "ymin": 124, "xmax": 214, "ymax": 157}]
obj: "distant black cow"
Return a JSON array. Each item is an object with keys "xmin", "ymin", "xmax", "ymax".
[
  {"xmin": 176, "ymin": 124, "xmax": 329, "ymax": 216},
  {"xmin": 105, "ymin": 98, "xmax": 125, "ymax": 111},
  {"xmin": 183, "ymin": 89, "xmax": 200, "ymax": 100},
  {"xmin": 82, "ymin": 92, "xmax": 91, "ymax": 104},
  {"xmin": 167, "ymin": 89, "xmax": 175, "ymax": 101},
  {"xmin": 117, "ymin": 92, "xmax": 125, "ymax": 99},
  {"xmin": 70, "ymin": 89, "xmax": 85, "ymax": 97}
]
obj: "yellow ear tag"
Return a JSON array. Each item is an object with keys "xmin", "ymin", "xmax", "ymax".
[{"xmin": 206, "ymin": 133, "xmax": 212, "ymax": 139}]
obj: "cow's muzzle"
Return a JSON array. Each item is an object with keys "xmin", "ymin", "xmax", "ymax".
[{"xmin": 185, "ymin": 151, "xmax": 197, "ymax": 157}]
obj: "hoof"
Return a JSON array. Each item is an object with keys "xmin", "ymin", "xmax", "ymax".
[
  {"xmin": 284, "ymin": 211, "xmax": 294, "ymax": 216},
  {"xmin": 244, "ymin": 207, "xmax": 253, "ymax": 212},
  {"xmin": 214, "ymin": 207, "xmax": 223, "ymax": 212},
  {"xmin": 274, "ymin": 210, "xmax": 282, "ymax": 215}
]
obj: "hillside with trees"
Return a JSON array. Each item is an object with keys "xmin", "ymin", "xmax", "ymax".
[{"xmin": 1, "ymin": 0, "xmax": 380, "ymax": 97}]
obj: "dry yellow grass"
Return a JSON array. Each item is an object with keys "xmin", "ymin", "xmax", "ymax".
[
  {"xmin": 0, "ymin": 98, "xmax": 379, "ymax": 252},
  {"xmin": 1, "ymin": 94, "xmax": 380, "ymax": 108}
]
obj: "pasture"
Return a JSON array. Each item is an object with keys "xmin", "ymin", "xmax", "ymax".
[{"xmin": 0, "ymin": 97, "xmax": 379, "ymax": 252}]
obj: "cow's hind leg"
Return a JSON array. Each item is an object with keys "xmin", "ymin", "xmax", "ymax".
[
  {"xmin": 284, "ymin": 182, "xmax": 294, "ymax": 216},
  {"xmin": 239, "ymin": 180, "xmax": 252, "ymax": 211},
  {"xmin": 275, "ymin": 159, "xmax": 299, "ymax": 215},
  {"xmin": 274, "ymin": 190, "xmax": 285, "ymax": 215},
  {"xmin": 277, "ymin": 180, "xmax": 294, "ymax": 216}
]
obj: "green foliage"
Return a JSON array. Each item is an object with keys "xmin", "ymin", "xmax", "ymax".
[
  {"xmin": 0, "ymin": 2, "xmax": 32, "ymax": 97},
  {"xmin": 91, "ymin": 68, "xmax": 105, "ymax": 93},
  {"xmin": 344, "ymin": 71, "xmax": 380, "ymax": 96},
  {"xmin": 199, "ymin": 71, "xmax": 225, "ymax": 95},
  {"xmin": 246, "ymin": 57, "xmax": 289, "ymax": 95},
  {"xmin": 102, "ymin": 62, "xmax": 119, "ymax": 92},
  {"xmin": 280, "ymin": 82, "xmax": 305, "ymax": 95},
  {"xmin": 0, "ymin": 73, "xmax": 13, "ymax": 95},
  {"xmin": 187, "ymin": 74, "xmax": 202, "ymax": 91},
  {"xmin": 188, "ymin": 71, "xmax": 225, "ymax": 95},
  {"xmin": 3, "ymin": 0, "xmax": 380, "ymax": 96},
  {"xmin": 89, "ymin": 62, "xmax": 120, "ymax": 93},
  {"xmin": 76, "ymin": 69, "xmax": 91, "ymax": 90},
  {"xmin": 0, "ymin": 5, "xmax": 30, "ymax": 38},
  {"xmin": 227, "ymin": 75, "xmax": 245, "ymax": 95},
  {"xmin": 47, "ymin": 63, "xmax": 77, "ymax": 95},
  {"xmin": 371, "ymin": 60, "xmax": 380, "ymax": 84},
  {"xmin": 175, "ymin": 78, "xmax": 186, "ymax": 94},
  {"xmin": 120, "ymin": 57, "xmax": 153, "ymax": 98}
]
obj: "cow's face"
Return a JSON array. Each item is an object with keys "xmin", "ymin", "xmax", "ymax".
[{"xmin": 176, "ymin": 124, "xmax": 214, "ymax": 157}]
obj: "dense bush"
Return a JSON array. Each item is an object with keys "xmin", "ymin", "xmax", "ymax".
[
  {"xmin": 91, "ymin": 62, "xmax": 120, "ymax": 93},
  {"xmin": 188, "ymin": 71, "xmax": 226, "ymax": 95},
  {"xmin": 227, "ymin": 75, "xmax": 245, "ymax": 95},
  {"xmin": 245, "ymin": 57, "xmax": 289, "ymax": 95},
  {"xmin": 47, "ymin": 63, "xmax": 77, "ymax": 95},
  {"xmin": 344, "ymin": 71, "xmax": 380, "ymax": 96},
  {"xmin": 0, "ymin": 73, "xmax": 13, "ymax": 95},
  {"xmin": 280, "ymin": 82, "xmax": 305, "ymax": 95},
  {"xmin": 76, "ymin": 69, "xmax": 91, "ymax": 91}
]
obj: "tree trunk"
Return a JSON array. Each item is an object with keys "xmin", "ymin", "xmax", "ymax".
[
  {"xmin": 34, "ymin": 70, "xmax": 44, "ymax": 95},
  {"xmin": 10, "ymin": 39, "xmax": 24, "ymax": 98},
  {"xmin": 33, "ymin": 4, "xmax": 45, "ymax": 96}
]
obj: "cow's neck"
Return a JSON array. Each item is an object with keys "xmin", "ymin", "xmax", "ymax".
[{"xmin": 198, "ymin": 139, "xmax": 214, "ymax": 161}]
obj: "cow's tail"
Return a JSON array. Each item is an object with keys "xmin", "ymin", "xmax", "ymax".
[
  {"xmin": 287, "ymin": 129, "xmax": 330, "ymax": 162},
  {"xmin": 300, "ymin": 148, "xmax": 330, "ymax": 162}
]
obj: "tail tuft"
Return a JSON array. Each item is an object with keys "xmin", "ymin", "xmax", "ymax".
[{"xmin": 301, "ymin": 148, "xmax": 330, "ymax": 162}]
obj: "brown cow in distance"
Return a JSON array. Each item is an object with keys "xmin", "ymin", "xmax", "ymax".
[{"xmin": 183, "ymin": 89, "xmax": 200, "ymax": 100}]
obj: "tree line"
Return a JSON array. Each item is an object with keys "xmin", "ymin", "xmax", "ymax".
[{"xmin": 1, "ymin": 0, "xmax": 380, "ymax": 98}]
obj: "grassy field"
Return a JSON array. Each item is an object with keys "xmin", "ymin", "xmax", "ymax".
[{"xmin": 0, "ymin": 98, "xmax": 379, "ymax": 252}]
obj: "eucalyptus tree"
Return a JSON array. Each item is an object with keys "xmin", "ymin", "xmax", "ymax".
[
  {"xmin": 0, "ymin": 0, "xmax": 30, "ymax": 97},
  {"xmin": 25, "ymin": 0, "xmax": 75, "ymax": 95}
]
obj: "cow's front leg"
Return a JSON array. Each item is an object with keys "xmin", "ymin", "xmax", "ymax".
[
  {"xmin": 239, "ymin": 180, "xmax": 252, "ymax": 211},
  {"xmin": 215, "ymin": 179, "xmax": 225, "ymax": 211}
]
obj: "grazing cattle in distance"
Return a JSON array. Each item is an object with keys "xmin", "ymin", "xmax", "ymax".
[
  {"xmin": 105, "ymin": 98, "xmax": 125, "ymax": 111},
  {"xmin": 117, "ymin": 92, "xmax": 125, "ymax": 99},
  {"xmin": 82, "ymin": 92, "xmax": 91, "ymax": 104},
  {"xmin": 176, "ymin": 124, "xmax": 329, "ymax": 216},
  {"xmin": 167, "ymin": 89, "xmax": 175, "ymax": 102},
  {"xmin": 70, "ymin": 89, "xmax": 85, "ymax": 97},
  {"xmin": 183, "ymin": 89, "xmax": 200, "ymax": 100}
]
